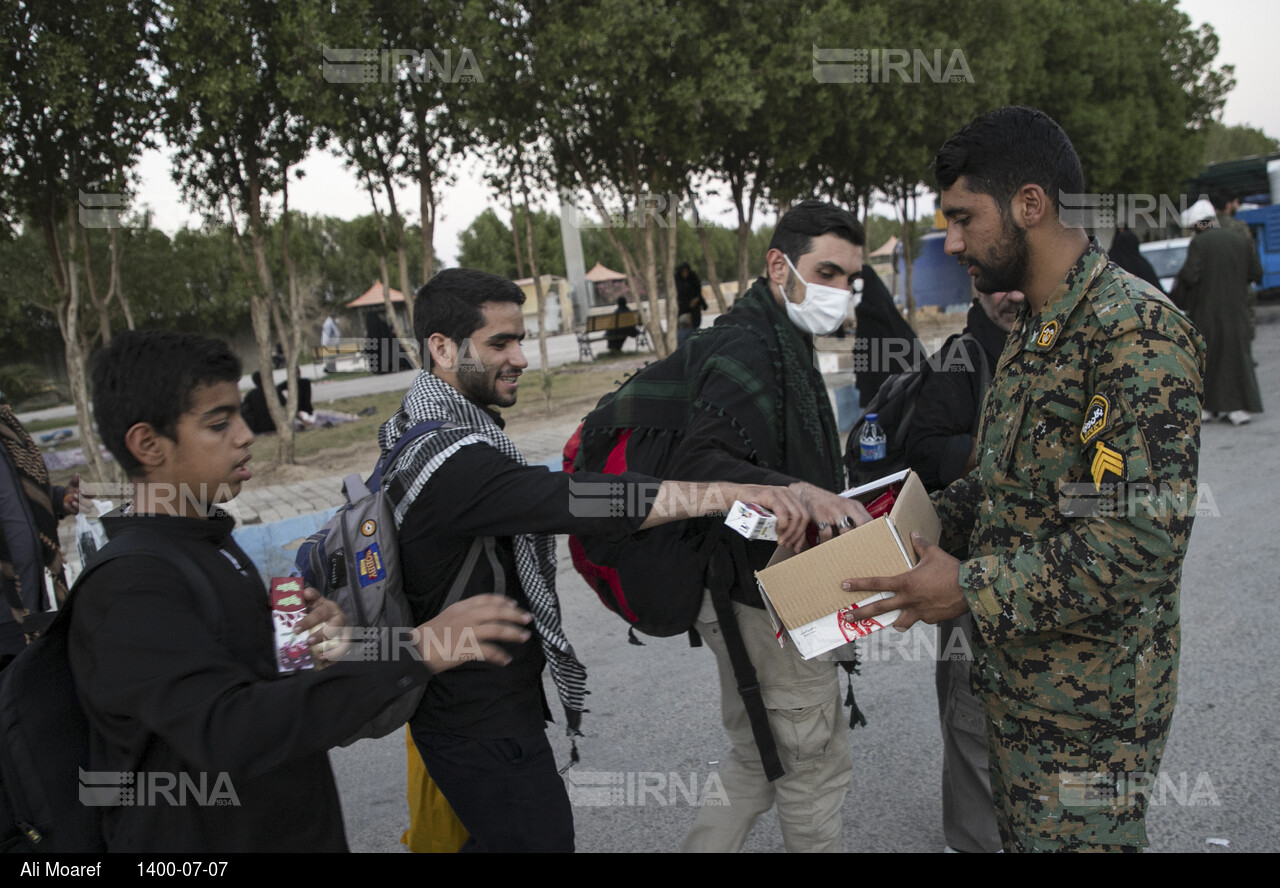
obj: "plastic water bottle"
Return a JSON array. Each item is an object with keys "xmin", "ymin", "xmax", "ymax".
[{"xmin": 859, "ymin": 413, "xmax": 887, "ymax": 464}]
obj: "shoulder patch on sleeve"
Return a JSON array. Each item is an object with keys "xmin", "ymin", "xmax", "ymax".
[
  {"xmin": 1080, "ymin": 394, "xmax": 1109, "ymax": 443},
  {"xmin": 1089, "ymin": 277, "xmax": 1143, "ymax": 340}
]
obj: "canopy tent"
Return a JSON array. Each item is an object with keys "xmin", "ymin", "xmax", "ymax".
[
  {"xmin": 345, "ymin": 280, "xmax": 407, "ymax": 309},
  {"xmin": 584, "ymin": 262, "xmax": 627, "ymax": 282},
  {"xmin": 868, "ymin": 235, "xmax": 899, "ymax": 258}
]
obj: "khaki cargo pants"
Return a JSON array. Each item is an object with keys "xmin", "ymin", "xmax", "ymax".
[{"xmin": 682, "ymin": 591, "xmax": 852, "ymax": 853}]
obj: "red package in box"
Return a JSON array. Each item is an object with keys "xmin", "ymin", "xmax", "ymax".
[
  {"xmin": 271, "ymin": 577, "xmax": 314, "ymax": 673},
  {"xmin": 863, "ymin": 483, "xmax": 901, "ymax": 519}
]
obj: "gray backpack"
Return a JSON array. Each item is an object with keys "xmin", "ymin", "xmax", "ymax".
[{"xmin": 295, "ymin": 420, "xmax": 491, "ymax": 745}]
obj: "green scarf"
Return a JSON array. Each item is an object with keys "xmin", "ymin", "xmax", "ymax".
[{"xmin": 582, "ymin": 277, "xmax": 843, "ymax": 492}]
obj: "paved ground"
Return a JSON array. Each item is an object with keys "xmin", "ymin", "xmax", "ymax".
[{"xmin": 40, "ymin": 302, "xmax": 1270, "ymax": 853}]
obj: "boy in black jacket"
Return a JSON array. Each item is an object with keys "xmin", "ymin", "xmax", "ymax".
[{"xmin": 70, "ymin": 330, "xmax": 531, "ymax": 852}]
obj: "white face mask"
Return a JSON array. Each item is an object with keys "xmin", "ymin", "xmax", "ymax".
[{"xmin": 783, "ymin": 255, "xmax": 852, "ymax": 336}]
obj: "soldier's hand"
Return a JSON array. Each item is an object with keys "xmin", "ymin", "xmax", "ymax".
[
  {"xmin": 416, "ymin": 594, "xmax": 533, "ymax": 673},
  {"xmin": 840, "ymin": 532, "xmax": 968, "ymax": 630},
  {"xmin": 788, "ymin": 481, "xmax": 872, "ymax": 547}
]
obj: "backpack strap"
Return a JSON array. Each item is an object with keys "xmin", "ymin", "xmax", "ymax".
[
  {"xmin": 440, "ymin": 537, "xmax": 490, "ymax": 612},
  {"xmin": 76, "ymin": 534, "xmax": 221, "ymax": 635},
  {"xmin": 368, "ymin": 420, "xmax": 452, "ymax": 489},
  {"xmin": 708, "ymin": 531, "xmax": 785, "ymax": 783}
]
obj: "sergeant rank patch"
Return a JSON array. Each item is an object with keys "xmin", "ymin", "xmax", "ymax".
[
  {"xmin": 1080, "ymin": 394, "xmax": 1110, "ymax": 444},
  {"xmin": 1090, "ymin": 441, "xmax": 1126, "ymax": 490}
]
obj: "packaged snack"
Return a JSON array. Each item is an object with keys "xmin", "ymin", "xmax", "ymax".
[
  {"xmin": 271, "ymin": 577, "xmax": 314, "ymax": 673},
  {"xmin": 724, "ymin": 501, "xmax": 779, "ymax": 542}
]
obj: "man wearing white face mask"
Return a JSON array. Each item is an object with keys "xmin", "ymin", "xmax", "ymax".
[{"xmin": 639, "ymin": 199, "xmax": 871, "ymax": 852}]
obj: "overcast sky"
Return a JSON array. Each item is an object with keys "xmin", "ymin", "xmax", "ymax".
[{"xmin": 131, "ymin": 0, "xmax": 1280, "ymax": 266}]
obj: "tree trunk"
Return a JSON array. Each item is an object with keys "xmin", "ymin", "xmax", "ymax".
[
  {"xmin": 519, "ymin": 182, "xmax": 553, "ymax": 414},
  {"xmin": 58, "ymin": 200, "xmax": 116, "ymax": 485},
  {"xmin": 731, "ymin": 172, "xmax": 758, "ymax": 298},
  {"xmin": 661, "ymin": 198, "xmax": 679, "ymax": 351},
  {"xmin": 509, "ymin": 190, "xmax": 526, "ymax": 280},
  {"xmin": 278, "ymin": 188, "xmax": 302, "ymax": 445},
  {"xmin": 108, "ymin": 227, "xmax": 135, "ymax": 330},
  {"xmin": 364, "ymin": 174, "xmax": 421, "ymax": 369},
  {"xmin": 640, "ymin": 219, "xmax": 665, "ymax": 356},
  {"xmin": 416, "ymin": 127, "xmax": 436, "ymax": 311},
  {"xmin": 688, "ymin": 195, "xmax": 727, "ymax": 313},
  {"xmin": 245, "ymin": 170, "xmax": 295, "ymax": 464},
  {"xmin": 78, "ymin": 223, "xmax": 112, "ymax": 346}
]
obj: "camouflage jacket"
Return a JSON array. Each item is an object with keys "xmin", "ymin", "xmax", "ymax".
[{"xmin": 935, "ymin": 241, "xmax": 1206, "ymax": 732}]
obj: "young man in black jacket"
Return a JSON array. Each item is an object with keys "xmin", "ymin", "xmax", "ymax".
[
  {"xmin": 385, "ymin": 268, "xmax": 810, "ymax": 852},
  {"xmin": 71, "ymin": 330, "xmax": 533, "ymax": 852}
]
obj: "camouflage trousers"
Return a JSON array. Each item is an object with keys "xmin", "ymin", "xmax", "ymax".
[{"xmin": 985, "ymin": 710, "xmax": 1173, "ymax": 852}]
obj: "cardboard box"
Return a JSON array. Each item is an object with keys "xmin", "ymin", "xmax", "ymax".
[{"xmin": 755, "ymin": 469, "xmax": 941, "ymax": 659}]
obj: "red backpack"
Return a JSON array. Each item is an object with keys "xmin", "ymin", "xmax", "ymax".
[
  {"xmin": 561, "ymin": 423, "xmax": 713, "ymax": 642},
  {"xmin": 562, "ymin": 419, "xmax": 792, "ymax": 780}
]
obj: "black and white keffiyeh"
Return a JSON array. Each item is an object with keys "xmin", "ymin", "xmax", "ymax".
[{"xmin": 378, "ymin": 372, "xmax": 588, "ymax": 736}]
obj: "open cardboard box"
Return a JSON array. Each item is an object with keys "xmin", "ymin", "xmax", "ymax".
[{"xmin": 755, "ymin": 469, "xmax": 941, "ymax": 659}]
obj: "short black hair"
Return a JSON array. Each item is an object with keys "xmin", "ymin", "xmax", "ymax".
[
  {"xmin": 413, "ymin": 268, "xmax": 526, "ymax": 368},
  {"xmin": 91, "ymin": 330, "xmax": 242, "ymax": 477},
  {"xmin": 768, "ymin": 200, "xmax": 865, "ymax": 265},
  {"xmin": 932, "ymin": 106, "xmax": 1085, "ymax": 220},
  {"xmin": 1207, "ymin": 189, "xmax": 1235, "ymax": 212}
]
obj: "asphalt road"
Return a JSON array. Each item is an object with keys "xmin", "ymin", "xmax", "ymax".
[{"xmin": 331, "ymin": 304, "xmax": 1280, "ymax": 854}]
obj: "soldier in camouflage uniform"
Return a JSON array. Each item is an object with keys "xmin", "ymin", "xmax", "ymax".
[{"xmin": 846, "ymin": 106, "xmax": 1205, "ymax": 852}]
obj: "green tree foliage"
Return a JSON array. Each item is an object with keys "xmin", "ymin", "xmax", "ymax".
[
  {"xmin": 0, "ymin": 0, "xmax": 160, "ymax": 480},
  {"xmin": 1202, "ymin": 121, "xmax": 1280, "ymax": 165},
  {"xmin": 161, "ymin": 0, "xmax": 330, "ymax": 463},
  {"xmin": 1007, "ymin": 0, "xmax": 1233, "ymax": 196}
]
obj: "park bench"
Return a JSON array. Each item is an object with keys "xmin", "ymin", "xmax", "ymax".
[
  {"xmin": 576, "ymin": 310, "xmax": 650, "ymax": 361},
  {"xmin": 312, "ymin": 341, "xmax": 365, "ymax": 369}
]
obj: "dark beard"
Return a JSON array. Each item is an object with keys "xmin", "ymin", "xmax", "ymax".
[
  {"xmin": 974, "ymin": 216, "xmax": 1029, "ymax": 294},
  {"xmin": 456, "ymin": 366, "xmax": 513, "ymax": 408}
]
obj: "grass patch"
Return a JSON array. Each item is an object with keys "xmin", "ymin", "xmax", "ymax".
[
  {"xmin": 312, "ymin": 368, "xmax": 374, "ymax": 382},
  {"xmin": 39, "ymin": 360, "xmax": 645, "ymax": 486},
  {"xmin": 247, "ymin": 363, "xmax": 637, "ymax": 465},
  {"xmin": 21, "ymin": 415, "xmax": 79, "ymax": 435}
]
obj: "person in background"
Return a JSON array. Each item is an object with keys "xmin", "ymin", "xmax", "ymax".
[
  {"xmin": 240, "ymin": 370, "xmax": 315, "ymax": 434},
  {"xmin": 605, "ymin": 296, "xmax": 638, "ymax": 353},
  {"xmin": 1172, "ymin": 197, "xmax": 1263, "ymax": 426},
  {"xmin": 675, "ymin": 262, "xmax": 707, "ymax": 346},
  {"xmin": 321, "ymin": 311, "xmax": 341, "ymax": 373},
  {"xmin": 1106, "ymin": 227, "xmax": 1163, "ymax": 293},
  {"xmin": 852, "ymin": 263, "xmax": 923, "ymax": 409},
  {"xmin": 0, "ymin": 391, "xmax": 79, "ymax": 665}
]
